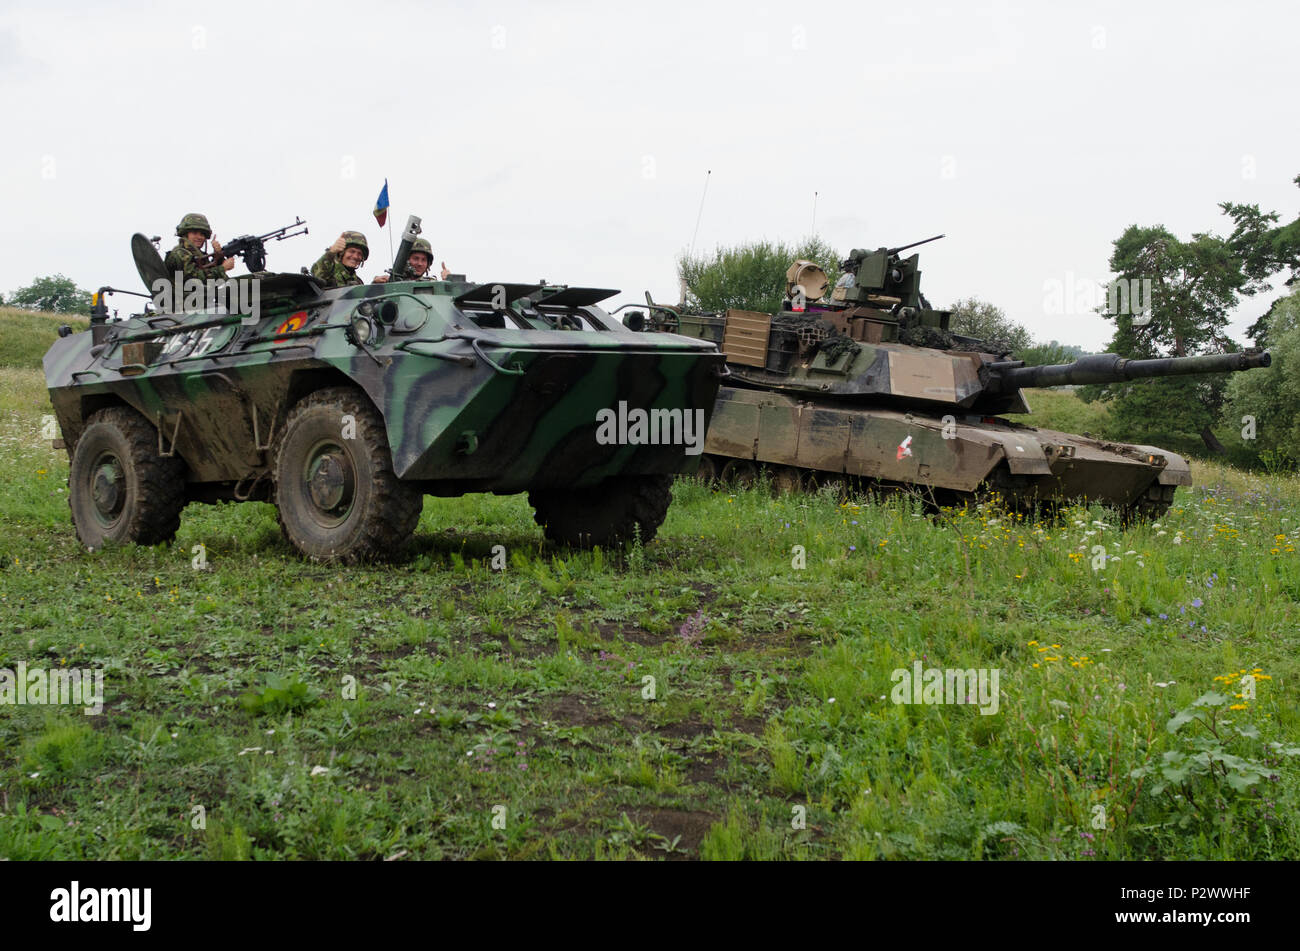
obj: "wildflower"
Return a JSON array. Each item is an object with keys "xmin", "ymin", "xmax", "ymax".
[
  {"xmin": 1230, "ymin": 704, "xmax": 1248, "ymax": 711},
  {"xmin": 1191, "ymin": 598, "xmax": 1203, "ymax": 608}
]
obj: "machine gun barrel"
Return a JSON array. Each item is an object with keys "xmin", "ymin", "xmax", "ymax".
[
  {"xmin": 211, "ymin": 218, "xmax": 308, "ymax": 272},
  {"xmin": 887, "ymin": 234, "xmax": 944, "ymax": 256},
  {"xmin": 993, "ymin": 350, "xmax": 1271, "ymax": 391}
]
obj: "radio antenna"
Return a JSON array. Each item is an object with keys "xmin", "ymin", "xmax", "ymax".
[{"xmin": 687, "ymin": 169, "xmax": 711, "ymax": 260}]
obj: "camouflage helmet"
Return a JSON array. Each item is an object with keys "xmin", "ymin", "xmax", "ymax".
[
  {"xmin": 408, "ymin": 238, "xmax": 433, "ymax": 269},
  {"xmin": 176, "ymin": 212, "xmax": 212, "ymax": 238},
  {"xmin": 341, "ymin": 231, "xmax": 369, "ymax": 262}
]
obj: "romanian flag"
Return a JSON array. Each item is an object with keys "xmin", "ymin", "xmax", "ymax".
[{"xmin": 373, "ymin": 180, "xmax": 390, "ymax": 228}]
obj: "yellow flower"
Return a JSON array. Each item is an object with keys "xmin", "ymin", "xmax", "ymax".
[
  {"xmin": 1229, "ymin": 704, "xmax": 1248, "ymax": 711},
  {"xmin": 1027, "ymin": 640, "xmax": 1039, "ymax": 646}
]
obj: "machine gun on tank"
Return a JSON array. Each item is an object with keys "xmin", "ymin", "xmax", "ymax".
[{"xmin": 207, "ymin": 218, "xmax": 308, "ymax": 273}]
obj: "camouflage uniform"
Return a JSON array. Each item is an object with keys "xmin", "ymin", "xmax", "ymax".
[
  {"xmin": 310, "ymin": 250, "xmax": 363, "ymax": 287},
  {"xmin": 165, "ymin": 212, "xmax": 227, "ymax": 282},
  {"xmin": 164, "ymin": 241, "xmax": 228, "ymax": 282},
  {"xmin": 311, "ymin": 231, "xmax": 368, "ymax": 288}
]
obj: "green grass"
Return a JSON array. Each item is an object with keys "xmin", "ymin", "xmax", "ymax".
[
  {"xmin": 2, "ymin": 358, "xmax": 1298, "ymax": 859},
  {"xmin": 1004, "ymin": 387, "xmax": 1111, "ymax": 436},
  {"xmin": 0, "ymin": 308, "xmax": 89, "ymax": 370}
]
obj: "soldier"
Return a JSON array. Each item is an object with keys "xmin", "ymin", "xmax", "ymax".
[
  {"xmin": 163, "ymin": 213, "xmax": 235, "ymax": 281},
  {"xmin": 373, "ymin": 237, "xmax": 452, "ymax": 283},
  {"xmin": 310, "ymin": 231, "xmax": 369, "ymax": 287}
]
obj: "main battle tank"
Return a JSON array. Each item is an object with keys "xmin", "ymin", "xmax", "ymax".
[
  {"xmin": 643, "ymin": 238, "xmax": 1270, "ymax": 519},
  {"xmin": 44, "ymin": 215, "xmax": 726, "ymax": 561}
]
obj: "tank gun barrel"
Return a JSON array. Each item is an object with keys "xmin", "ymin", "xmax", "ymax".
[{"xmin": 993, "ymin": 350, "xmax": 1271, "ymax": 390}]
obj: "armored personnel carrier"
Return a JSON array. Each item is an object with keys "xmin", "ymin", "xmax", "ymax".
[
  {"xmin": 645, "ymin": 238, "xmax": 1270, "ymax": 519},
  {"xmin": 44, "ymin": 216, "xmax": 726, "ymax": 561}
]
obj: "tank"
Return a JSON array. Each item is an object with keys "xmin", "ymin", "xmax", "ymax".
[
  {"xmin": 43, "ymin": 215, "xmax": 726, "ymax": 561},
  {"xmin": 644, "ymin": 238, "xmax": 1271, "ymax": 519}
]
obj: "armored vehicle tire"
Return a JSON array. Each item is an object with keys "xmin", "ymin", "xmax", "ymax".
[
  {"xmin": 68, "ymin": 406, "xmax": 187, "ymax": 549},
  {"xmin": 273, "ymin": 387, "xmax": 422, "ymax": 563},
  {"xmin": 529, "ymin": 474, "xmax": 673, "ymax": 548}
]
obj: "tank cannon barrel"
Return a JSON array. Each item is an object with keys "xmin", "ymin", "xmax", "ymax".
[{"xmin": 993, "ymin": 350, "xmax": 1271, "ymax": 390}]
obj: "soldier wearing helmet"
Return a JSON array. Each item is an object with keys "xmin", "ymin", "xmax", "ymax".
[
  {"xmin": 372, "ymin": 237, "xmax": 452, "ymax": 283},
  {"xmin": 310, "ymin": 231, "xmax": 369, "ymax": 287},
  {"xmin": 163, "ymin": 212, "xmax": 235, "ymax": 281}
]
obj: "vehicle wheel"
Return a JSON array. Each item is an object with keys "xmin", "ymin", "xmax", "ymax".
[
  {"xmin": 769, "ymin": 465, "xmax": 803, "ymax": 496},
  {"xmin": 529, "ymin": 474, "xmax": 673, "ymax": 548},
  {"xmin": 273, "ymin": 387, "xmax": 422, "ymax": 563},
  {"xmin": 805, "ymin": 470, "xmax": 846, "ymax": 499},
  {"xmin": 719, "ymin": 458, "xmax": 758, "ymax": 488},
  {"xmin": 694, "ymin": 454, "xmax": 720, "ymax": 486},
  {"xmin": 68, "ymin": 405, "xmax": 186, "ymax": 548}
]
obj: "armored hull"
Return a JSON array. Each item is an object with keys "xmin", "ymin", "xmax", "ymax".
[{"xmin": 46, "ymin": 268, "xmax": 725, "ymax": 560}]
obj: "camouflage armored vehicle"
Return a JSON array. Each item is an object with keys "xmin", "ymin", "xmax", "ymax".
[
  {"xmin": 643, "ymin": 238, "xmax": 1270, "ymax": 519},
  {"xmin": 44, "ymin": 216, "xmax": 726, "ymax": 561}
]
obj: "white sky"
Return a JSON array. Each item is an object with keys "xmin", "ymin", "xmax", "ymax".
[{"xmin": 1, "ymin": 0, "xmax": 1296, "ymax": 350}]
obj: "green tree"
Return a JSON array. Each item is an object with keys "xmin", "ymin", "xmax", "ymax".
[
  {"xmin": 946, "ymin": 297, "xmax": 1033, "ymax": 353},
  {"xmin": 678, "ymin": 237, "xmax": 840, "ymax": 314},
  {"xmin": 8, "ymin": 274, "xmax": 92, "ymax": 315},
  {"xmin": 1221, "ymin": 289, "xmax": 1300, "ymax": 469},
  {"xmin": 1018, "ymin": 339, "xmax": 1087, "ymax": 367},
  {"xmin": 1079, "ymin": 180, "xmax": 1300, "ymax": 454}
]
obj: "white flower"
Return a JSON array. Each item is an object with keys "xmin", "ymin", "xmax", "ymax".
[
  {"xmin": 828, "ymin": 697, "xmax": 836, "ymax": 704},
  {"xmin": 1173, "ymin": 536, "xmax": 1183, "ymax": 545},
  {"xmin": 310, "ymin": 766, "xmax": 330, "ymax": 777},
  {"xmin": 1155, "ymin": 681, "xmax": 1177, "ymax": 688},
  {"xmin": 487, "ymin": 702, "xmax": 497, "ymax": 709},
  {"xmin": 1157, "ymin": 531, "xmax": 1167, "ymax": 537},
  {"xmin": 1125, "ymin": 550, "xmax": 1137, "ymax": 556}
]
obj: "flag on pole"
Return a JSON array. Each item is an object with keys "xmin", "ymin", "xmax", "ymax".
[{"xmin": 373, "ymin": 180, "xmax": 390, "ymax": 228}]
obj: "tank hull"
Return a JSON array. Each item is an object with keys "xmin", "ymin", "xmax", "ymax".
[{"xmin": 699, "ymin": 385, "xmax": 1188, "ymax": 515}]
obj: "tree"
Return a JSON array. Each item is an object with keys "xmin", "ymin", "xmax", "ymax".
[
  {"xmin": 1018, "ymin": 339, "xmax": 1088, "ymax": 367},
  {"xmin": 678, "ymin": 237, "xmax": 840, "ymax": 314},
  {"xmin": 1079, "ymin": 181, "xmax": 1300, "ymax": 454},
  {"xmin": 8, "ymin": 274, "xmax": 92, "ymax": 315},
  {"xmin": 1221, "ymin": 288, "xmax": 1300, "ymax": 469},
  {"xmin": 946, "ymin": 297, "xmax": 1033, "ymax": 353}
]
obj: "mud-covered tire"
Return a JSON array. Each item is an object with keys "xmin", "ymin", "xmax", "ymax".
[
  {"xmin": 529, "ymin": 474, "xmax": 673, "ymax": 548},
  {"xmin": 273, "ymin": 387, "xmax": 422, "ymax": 563},
  {"xmin": 68, "ymin": 406, "xmax": 186, "ymax": 549}
]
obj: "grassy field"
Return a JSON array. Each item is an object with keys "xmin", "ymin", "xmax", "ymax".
[{"xmin": 2, "ymin": 315, "xmax": 1298, "ymax": 859}]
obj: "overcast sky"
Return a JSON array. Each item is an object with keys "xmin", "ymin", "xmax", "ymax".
[{"xmin": 1, "ymin": 0, "xmax": 1295, "ymax": 350}]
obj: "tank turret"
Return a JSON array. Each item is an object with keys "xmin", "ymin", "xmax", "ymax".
[{"xmin": 657, "ymin": 238, "xmax": 1272, "ymax": 518}]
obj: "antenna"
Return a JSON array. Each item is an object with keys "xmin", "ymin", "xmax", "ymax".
[
  {"xmin": 687, "ymin": 169, "xmax": 711, "ymax": 260},
  {"xmin": 811, "ymin": 191, "xmax": 818, "ymax": 237}
]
